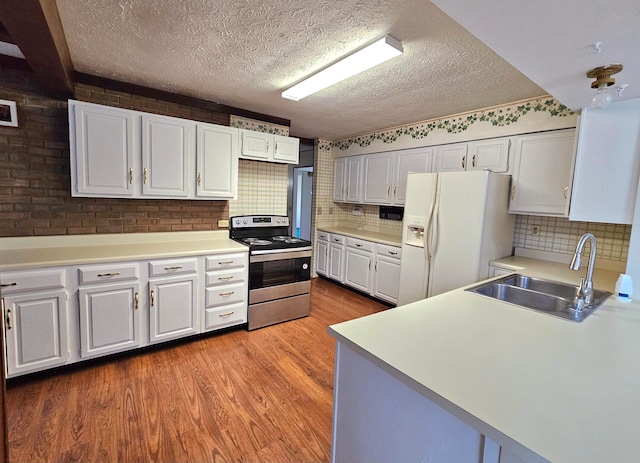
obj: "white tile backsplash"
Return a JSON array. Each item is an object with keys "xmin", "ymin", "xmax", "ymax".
[{"xmin": 229, "ymin": 159, "xmax": 288, "ymax": 216}]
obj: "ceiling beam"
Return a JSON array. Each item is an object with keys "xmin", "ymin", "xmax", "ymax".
[{"xmin": 0, "ymin": 0, "xmax": 74, "ymax": 98}]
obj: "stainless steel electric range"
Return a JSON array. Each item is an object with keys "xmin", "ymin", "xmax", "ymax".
[{"xmin": 230, "ymin": 215, "xmax": 312, "ymax": 330}]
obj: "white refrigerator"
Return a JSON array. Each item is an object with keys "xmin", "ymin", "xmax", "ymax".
[{"xmin": 397, "ymin": 171, "xmax": 515, "ymax": 306}]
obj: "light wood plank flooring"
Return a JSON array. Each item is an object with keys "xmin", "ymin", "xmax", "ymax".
[{"xmin": 6, "ymin": 278, "xmax": 387, "ymax": 463}]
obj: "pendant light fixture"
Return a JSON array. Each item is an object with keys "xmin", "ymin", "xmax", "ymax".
[
  {"xmin": 282, "ymin": 35, "xmax": 403, "ymax": 101},
  {"xmin": 587, "ymin": 64, "xmax": 623, "ymax": 109}
]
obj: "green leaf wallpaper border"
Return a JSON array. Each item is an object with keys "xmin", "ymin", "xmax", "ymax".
[
  {"xmin": 230, "ymin": 116, "xmax": 290, "ymax": 136},
  {"xmin": 330, "ymin": 97, "xmax": 574, "ymax": 151}
]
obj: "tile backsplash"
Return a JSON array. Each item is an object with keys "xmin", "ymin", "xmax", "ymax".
[
  {"xmin": 514, "ymin": 215, "xmax": 630, "ymax": 262},
  {"xmin": 229, "ymin": 160, "xmax": 288, "ymax": 217}
]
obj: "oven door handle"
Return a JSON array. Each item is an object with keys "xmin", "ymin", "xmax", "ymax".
[{"xmin": 250, "ymin": 249, "xmax": 312, "ymax": 262}]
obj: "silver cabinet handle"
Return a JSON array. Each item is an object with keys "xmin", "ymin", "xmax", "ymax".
[
  {"xmin": 218, "ymin": 261, "xmax": 234, "ymax": 266},
  {"xmin": 143, "ymin": 168, "xmax": 148, "ymax": 184},
  {"xmin": 97, "ymin": 272, "xmax": 121, "ymax": 277},
  {"xmin": 388, "ymin": 251, "xmax": 398, "ymax": 255},
  {"xmin": 472, "ymin": 154, "xmax": 476, "ymax": 168},
  {"xmin": 150, "ymin": 290, "xmax": 155, "ymax": 307},
  {"xmin": 6, "ymin": 308, "xmax": 11, "ymax": 330},
  {"xmin": 218, "ymin": 276, "xmax": 234, "ymax": 281},
  {"xmin": 564, "ymin": 186, "xmax": 569, "ymax": 199},
  {"xmin": 219, "ymin": 291, "xmax": 235, "ymax": 297},
  {"xmin": 164, "ymin": 266, "xmax": 183, "ymax": 270},
  {"xmin": 219, "ymin": 311, "xmax": 235, "ymax": 318},
  {"xmin": 129, "ymin": 167, "xmax": 133, "ymax": 184},
  {"xmin": 135, "ymin": 292, "xmax": 139, "ymax": 310},
  {"xmin": 461, "ymin": 156, "xmax": 466, "ymax": 169},
  {"xmin": 1, "ymin": 282, "xmax": 17, "ymax": 288},
  {"xmin": 355, "ymin": 243, "xmax": 363, "ymax": 247}
]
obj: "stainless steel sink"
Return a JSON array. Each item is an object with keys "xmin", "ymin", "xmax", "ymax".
[{"xmin": 466, "ymin": 274, "xmax": 611, "ymax": 322}]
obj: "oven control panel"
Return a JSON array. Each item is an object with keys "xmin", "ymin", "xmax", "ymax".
[{"xmin": 231, "ymin": 215, "xmax": 289, "ymax": 228}]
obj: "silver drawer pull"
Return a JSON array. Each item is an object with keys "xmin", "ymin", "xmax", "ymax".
[
  {"xmin": 219, "ymin": 291, "xmax": 235, "ymax": 297},
  {"xmin": 97, "ymin": 272, "xmax": 121, "ymax": 277},
  {"xmin": 219, "ymin": 311, "xmax": 235, "ymax": 318},
  {"xmin": 388, "ymin": 251, "xmax": 398, "ymax": 255},
  {"xmin": 218, "ymin": 276, "xmax": 234, "ymax": 281},
  {"xmin": 355, "ymin": 243, "xmax": 363, "ymax": 247},
  {"xmin": 164, "ymin": 266, "xmax": 183, "ymax": 270},
  {"xmin": 218, "ymin": 261, "xmax": 234, "ymax": 266},
  {"xmin": 1, "ymin": 282, "xmax": 17, "ymax": 288},
  {"xmin": 333, "ymin": 238, "xmax": 340, "ymax": 242}
]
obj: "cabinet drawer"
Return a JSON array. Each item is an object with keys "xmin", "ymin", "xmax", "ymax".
[
  {"xmin": 0, "ymin": 268, "xmax": 66, "ymax": 294},
  {"xmin": 347, "ymin": 237, "xmax": 374, "ymax": 252},
  {"xmin": 317, "ymin": 231, "xmax": 330, "ymax": 241},
  {"xmin": 78, "ymin": 263, "xmax": 139, "ymax": 284},
  {"xmin": 205, "ymin": 253, "xmax": 248, "ymax": 271},
  {"xmin": 330, "ymin": 234, "xmax": 345, "ymax": 245},
  {"xmin": 148, "ymin": 258, "xmax": 197, "ymax": 277},
  {"xmin": 376, "ymin": 243, "xmax": 401, "ymax": 260},
  {"xmin": 206, "ymin": 267, "xmax": 247, "ymax": 287},
  {"xmin": 204, "ymin": 302, "xmax": 246, "ymax": 330},
  {"xmin": 205, "ymin": 281, "xmax": 247, "ymax": 307}
]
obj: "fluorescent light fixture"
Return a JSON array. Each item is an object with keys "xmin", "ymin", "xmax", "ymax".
[{"xmin": 282, "ymin": 35, "xmax": 403, "ymax": 101}]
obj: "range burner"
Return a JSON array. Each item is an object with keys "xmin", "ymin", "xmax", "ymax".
[{"xmin": 243, "ymin": 238, "xmax": 272, "ymax": 245}]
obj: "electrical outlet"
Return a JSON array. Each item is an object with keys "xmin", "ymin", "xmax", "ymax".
[
  {"xmin": 529, "ymin": 224, "xmax": 540, "ymax": 235},
  {"xmin": 217, "ymin": 219, "xmax": 229, "ymax": 228}
]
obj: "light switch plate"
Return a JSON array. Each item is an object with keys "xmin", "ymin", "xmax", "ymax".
[{"xmin": 218, "ymin": 219, "xmax": 229, "ymax": 228}]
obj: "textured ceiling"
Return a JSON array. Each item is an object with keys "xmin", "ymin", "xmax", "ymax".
[{"xmin": 54, "ymin": 0, "xmax": 545, "ymax": 140}]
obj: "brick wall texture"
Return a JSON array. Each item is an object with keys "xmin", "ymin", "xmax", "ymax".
[{"xmin": 0, "ymin": 66, "xmax": 231, "ymax": 237}]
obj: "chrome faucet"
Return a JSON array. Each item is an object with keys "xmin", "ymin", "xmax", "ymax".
[{"xmin": 570, "ymin": 233, "xmax": 597, "ymax": 308}]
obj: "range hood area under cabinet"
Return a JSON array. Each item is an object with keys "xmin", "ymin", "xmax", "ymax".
[{"xmin": 69, "ymin": 100, "xmax": 300, "ymax": 201}]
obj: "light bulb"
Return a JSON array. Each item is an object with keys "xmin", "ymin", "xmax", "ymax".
[{"xmin": 591, "ymin": 83, "xmax": 613, "ymax": 109}]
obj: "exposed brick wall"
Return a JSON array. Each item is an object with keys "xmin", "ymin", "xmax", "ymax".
[{"xmin": 0, "ymin": 66, "xmax": 230, "ymax": 237}]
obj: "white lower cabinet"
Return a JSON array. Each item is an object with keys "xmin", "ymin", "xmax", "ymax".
[
  {"xmin": 78, "ymin": 264, "xmax": 142, "ymax": 359},
  {"xmin": 203, "ymin": 253, "xmax": 248, "ymax": 331},
  {"xmin": 1, "ymin": 249, "xmax": 249, "ymax": 377},
  {"xmin": 148, "ymin": 257, "xmax": 199, "ymax": 344},
  {"xmin": 329, "ymin": 234, "xmax": 346, "ymax": 283},
  {"xmin": 345, "ymin": 237, "xmax": 375, "ymax": 294},
  {"xmin": 315, "ymin": 232, "xmax": 330, "ymax": 277},
  {"xmin": 319, "ymin": 232, "xmax": 402, "ymax": 304},
  {"xmin": 1, "ymin": 267, "xmax": 70, "ymax": 377},
  {"xmin": 372, "ymin": 244, "xmax": 402, "ymax": 304}
]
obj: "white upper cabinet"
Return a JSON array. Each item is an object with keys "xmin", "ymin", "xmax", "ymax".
[
  {"xmin": 570, "ymin": 100, "xmax": 640, "ymax": 225},
  {"xmin": 434, "ymin": 143, "xmax": 469, "ymax": 172},
  {"xmin": 467, "ymin": 138, "xmax": 510, "ymax": 172},
  {"xmin": 69, "ymin": 100, "xmax": 239, "ymax": 200},
  {"xmin": 333, "ymin": 158, "xmax": 347, "ymax": 201},
  {"xmin": 273, "ymin": 134, "xmax": 300, "ymax": 163},
  {"xmin": 71, "ymin": 101, "xmax": 137, "ymax": 197},
  {"xmin": 434, "ymin": 139, "xmax": 510, "ymax": 173},
  {"xmin": 141, "ymin": 114, "xmax": 193, "ymax": 197},
  {"xmin": 363, "ymin": 152, "xmax": 394, "ymax": 204},
  {"xmin": 239, "ymin": 129, "xmax": 299, "ymax": 164},
  {"xmin": 196, "ymin": 123, "xmax": 238, "ymax": 199},
  {"xmin": 393, "ymin": 147, "xmax": 433, "ymax": 204},
  {"xmin": 509, "ymin": 129, "xmax": 576, "ymax": 217}
]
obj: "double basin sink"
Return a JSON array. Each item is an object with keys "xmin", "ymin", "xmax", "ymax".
[{"xmin": 466, "ymin": 274, "xmax": 611, "ymax": 322}]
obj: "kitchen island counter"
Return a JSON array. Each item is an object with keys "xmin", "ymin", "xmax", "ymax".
[
  {"xmin": 328, "ymin": 280, "xmax": 640, "ymax": 462},
  {"xmin": 0, "ymin": 230, "xmax": 246, "ymax": 271}
]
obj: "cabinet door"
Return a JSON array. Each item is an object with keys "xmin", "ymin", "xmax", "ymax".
[
  {"xmin": 346, "ymin": 157, "xmax": 363, "ymax": 202},
  {"xmin": 149, "ymin": 275, "xmax": 198, "ymax": 344},
  {"xmin": 240, "ymin": 130, "xmax": 272, "ymax": 160},
  {"xmin": 329, "ymin": 243, "xmax": 345, "ymax": 282},
  {"xmin": 3, "ymin": 290, "xmax": 68, "ymax": 377},
  {"xmin": 344, "ymin": 249, "xmax": 372, "ymax": 293},
  {"xmin": 570, "ymin": 100, "xmax": 640, "ymax": 224},
  {"xmin": 393, "ymin": 148, "xmax": 432, "ymax": 204},
  {"xmin": 509, "ymin": 129, "xmax": 576, "ymax": 216},
  {"xmin": 141, "ymin": 114, "xmax": 192, "ymax": 197},
  {"xmin": 373, "ymin": 256, "xmax": 401, "ymax": 304},
  {"xmin": 467, "ymin": 138, "xmax": 510, "ymax": 173},
  {"xmin": 363, "ymin": 153, "xmax": 393, "ymax": 204},
  {"xmin": 273, "ymin": 135, "xmax": 300, "ymax": 164},
  {"xmin": 333, "ymin": 158, "xmax": 347, "ymax": 201},
  {"xmin": 78, "ymin": 282, "xmax": 141, "ymax": 359},
  {"xmin": 71, "ymin": 102, "xmax": 136, "ymax": 196},
  {"xmin": 316, "ymin": 239, "xmax": 329, "ymax": 276},
  {"xmin": 434, "ymin": 143, "xmax": 468, "ymax": 172},
  {"xmin": 196, "ymin": 124, "xmax": 238, "ymax": 199}
]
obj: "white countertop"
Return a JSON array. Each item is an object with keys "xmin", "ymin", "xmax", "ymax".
[
  {"xmin": 316, "ymin": 224, "xmax": 402, "ymax": 247},
  {"xmin": 0, "ymin": 230, "xmax": 247, "ymax": 271},
  {"xmin": 329, "ymin": 257, "xmax": 640, "ymax": 463}
]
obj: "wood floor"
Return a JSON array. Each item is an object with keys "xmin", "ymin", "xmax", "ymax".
[{"xmin": 5, "ymin": 278, "xmax": 387, "ymax": 463}]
